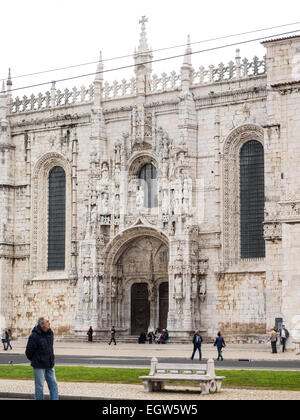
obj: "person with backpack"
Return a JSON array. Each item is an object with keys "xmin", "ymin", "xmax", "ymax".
[
  {"xmin": 191, "ymin": 330, "xmax": 203, "ymax": 361},
  {"xmin": 214, "ymin": 331, "xmax": 226, "ymax": 361}
]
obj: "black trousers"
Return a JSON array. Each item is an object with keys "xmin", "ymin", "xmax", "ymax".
[
  {"xmin": 281, "ymin": 338, "xmax": 287, "ymax": 352},
  {"xmin": 109, "ymin": 337, "xmax": 116, "ymax": 345},
  {"xmin": 271, "ymin": 341, "xmax": 277, "ymax": 353}
]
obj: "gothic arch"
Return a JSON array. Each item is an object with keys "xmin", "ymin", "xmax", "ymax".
[
  {"xmin": 127, "ymin": 151, "xmax": 158, "ymax": 175},
  {"xmin": 222, "ymin": 124, "xmax": 264, "ymax": 265},
  {"xmin": 31, "ymin": 152, "xmax": 72, "ymax": 279},
  {"xmin": 104, "ymin": 225, "xmax": 169, "ymax": 274}
]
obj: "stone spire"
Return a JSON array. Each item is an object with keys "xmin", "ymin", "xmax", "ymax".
[
  {"xmin": 6, "ymin": 68, "xmax": 12, "ymax": 93},
  {"xmin": 134, "ymin": 16, "xmax": 153, "ymax": 79},
  {"xmin": 95, "ymin": 51, "xmax": 104, "ymax": 83},
  {"xmin": 183, "ymin": 35, "xmax": 192, "ymax": 67},
  {"xmin": 138, "ymin": 15, "xmax": 150, "ymax": 53}
]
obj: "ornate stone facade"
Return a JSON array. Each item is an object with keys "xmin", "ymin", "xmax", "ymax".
[{"xmin": 1, "ymin": 21, "xmax": 300, "ymax": 345}]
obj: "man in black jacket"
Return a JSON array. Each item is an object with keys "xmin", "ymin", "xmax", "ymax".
[
  {"xmin": 279, "ymin": 325, "xmax": 290, "ymax": 353},
  {"xmin": 191, "ymin": 330, "xmax": 203, "ymax": 361},
  {"xmin": 25, "ymin": 317, "xmax": 59, "ymax": 400}
]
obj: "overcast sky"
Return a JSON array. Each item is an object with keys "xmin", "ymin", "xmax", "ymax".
[{"xmin": 1, "ymin": 0, "xmax": 300, "ymax": 96}]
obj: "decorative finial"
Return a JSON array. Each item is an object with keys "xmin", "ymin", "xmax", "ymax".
[
  {"xmin": 138, "ymin": 15, "xmax": 149, "ymax": 53},
  {"xmin": 6, "ymin": 68, "xmax": 12, "ymax": 90},
  {"xmin": 183, "ymin": 35, "xmax": 192, "ymax": 66},
  {"xmin": 95, "ymin": 50, "xmax": 104, "ymax": 81}
]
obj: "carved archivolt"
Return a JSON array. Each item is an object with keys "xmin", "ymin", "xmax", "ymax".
[
  {"xmin": 222, "ymin": 124, "xmax": 264, "ymax": 265},
  {"xmin": 31, "ymin": 152, "xmax": 72, "ymax": 278}
]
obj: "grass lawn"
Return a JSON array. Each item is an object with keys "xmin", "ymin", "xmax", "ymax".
[{"xmin": 0, "ymin": 366, "xmax": 299, "ymax": 391}]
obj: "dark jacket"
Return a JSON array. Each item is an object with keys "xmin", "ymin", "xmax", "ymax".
[
  {"xmin": 214, "ymin": 336, "xmax": 226, "ymax": 348},
  {"xmin": 280, "ymin": 328, "xmax": 290, "ymax": 339},
  {"xmin": 25, "ymin": 325, "xmax": 55, "ymax": 369},
  {"xmin": 193, "ymin": 333, "xmax": 203, "ymax": 346}
]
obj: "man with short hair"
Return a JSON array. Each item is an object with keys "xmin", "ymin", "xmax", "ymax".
[
  {"xmin": 109, "ymin": 326, "xmax": 117, "ymax": 345},
  {"xmin": 280, "ymin": 324, "xmax": 290, "ymax": 353},
  {"xmin": 25, "ymin": 317, "xmax": 59, "ymax": 400}
]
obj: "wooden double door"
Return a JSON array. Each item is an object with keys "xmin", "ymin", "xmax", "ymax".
[{"xmin": 131, "ymin": 282, "xmax": 169, "ymax": 335}]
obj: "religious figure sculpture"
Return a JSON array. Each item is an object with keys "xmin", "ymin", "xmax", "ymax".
[
  {"xmin": 174, "ymin": 274, "xmax": 183, "ymax": 300},
  {"xmin": 136, "ymin": 186, "xmax": 144, "ymax": 211}
]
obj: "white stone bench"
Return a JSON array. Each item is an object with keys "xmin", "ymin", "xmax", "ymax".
[{"xmin": 139, "ymin": 357, "xmax": 225, "ymax": 395}]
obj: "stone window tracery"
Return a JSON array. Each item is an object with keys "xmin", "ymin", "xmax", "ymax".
[
  {"xmin": 240, "ymin": 141, "xmax": 265, "ymax": 259},
  {"xmin": 222, "ymin": 124, "xmax": 265, "ymax": 267},
  {"xmin": 138, "ymin": 163, "xmax": 158, "ymax": 208},
  {"xmin": 48, "ymin": 166, "xmax": 66, "ymax": 271}
]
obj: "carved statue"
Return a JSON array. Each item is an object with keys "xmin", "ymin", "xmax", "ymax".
[
  {"xmin": 174, "ymin": 179, "xmax": 182, "ymax": 215},
  {"xmin": 199, "ymin": 277, "xmax": 207, "ymax": 302},
  {"xmin": 98, "ymin": 280, "xmax": 105, "ymax": 300},
  {"xmin": 136, "ymin": 186, "xmax": 144, "ymax": 211},
  {"xmin": 174, "ymin": 274, "xmax": 183, "ymax": 300},
  {"xmin": 101, "ymin": 192, "xmax": 110, "ymax": 215},
  {"xmin": 111, "ymin": 278, "xmax": 117, "ymax": 298},
  {"xmin": 83, "ymin": 278, "xmax": 90, "ymax": 302}
]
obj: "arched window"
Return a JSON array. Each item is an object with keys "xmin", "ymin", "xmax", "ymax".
[
  {"xmin": 48, "ymin": 166, "xmax": 66, "ymax": 270},
  {"xmin": 139, "ymin": 164, "xmax": 158, "ymax": 208},
  {"xmin": 240, "ymin": 141, "xmax": 265, "ymax": 258}
]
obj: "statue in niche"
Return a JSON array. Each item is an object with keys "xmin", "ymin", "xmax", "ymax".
[
  {"xmin": 161, "ymin": 158, "xmax": 169, "ymax": 179},
  {"xmin": 114, "ymin": 194, "xmax": 120, "ymax": 216},
  {"xmin": 100, "ymin": 162, "xmax": 109, "ymax": 186},
  {"xmin": 199, "ymin": 277, "xmax": 207, "ymax": 302},
  {"xmin": 111, "ymin": 278, "xmax": 117, "ymax": 298},
  {"xmin": 117, "ymin": 280, "xmax": 124, "ymax": 300},
  {"xmin": 100, "ymin": 192, "xmax": 110, "ymax": 215},
  {"xmin": 114, "ymin": 140, "xmax": 122, "ymax": 164},
  {"xmin": 177, "ymin": 151, "xmax": 186, "ymax": 167},
  {"xmin": 83, "ymin": 278, "xmax": 91, "ymax": 302},
  {"xmin": 115, "ymin": 165, "xmax": 121, "ymax": 185},
  {"xmin": 98, "ymin": 280, "xmax": 105, "ymax": 300},
  {"xmin": 174, "ymin": 179, "xmax": 182, "ymax": 215},
  {"xmin": 174, "ymin": 274, "xmax": 183, "ymax": 300},
  {"xmin": 191, "ymin": 275, "xmax": 198, "ymax": 299},
  {"xmin": 169, "ymin": 160, "xmax": 176, "ymax": 180},
  {"xmin": 136, "ymin": 186, "xmax": 144, "ymax": 211}
]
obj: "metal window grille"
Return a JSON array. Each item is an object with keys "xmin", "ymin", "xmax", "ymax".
[
  {"xmin": 139, "ymin": 164, "xmax": 158, "ymax": 208},
  {"xmin": 48, "ymin": 166, "xmax": 66, "ymax": 270},
  {"xmin": 240, "ymin": 141, "xmax": 265, "ymax": 259}
]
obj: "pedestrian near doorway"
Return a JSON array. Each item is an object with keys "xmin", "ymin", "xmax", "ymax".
[
  {"xmin": 269, "ymin": 327, "xmax": 279, "ymax": 354},
  {"xmin": 214, "ymin": 331, "xmax": 226, "ymax": 361},
  {"xmin": 109, "ymin": 326, "xmax": 117, "ymax": 345},
  {"xmin": 191, "ymin": 330, "xmax": 203, "ymax": 361},
  {"xmin": 87, "ymin": 326, "xmax": 94, "ymax": 343},
  {"xmin": 25, "ymin": 317, "xmax": 59, "ymax": 400},
  {"xmin": 279, "ymin": 325, "xmax": 290, "ymax": 353}
]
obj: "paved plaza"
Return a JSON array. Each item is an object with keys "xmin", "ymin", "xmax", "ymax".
[{"xmin": 0, "ymin": 340, "xmax": 299, "ymax": 400}]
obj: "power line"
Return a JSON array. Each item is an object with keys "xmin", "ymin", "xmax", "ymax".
[
  {"xmin": 7, "ymin": 28, "xmax": 300, "ymax": 94},
  {"xmin": 2, "ymin": 20, "xmax": 300, "ymax": 82}
]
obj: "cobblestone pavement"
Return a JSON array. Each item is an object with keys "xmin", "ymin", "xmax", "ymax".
[
  {"xmin": 1, "ymin": 340, "xmax": 299, "ymax": 361},
  {"xmin": 0, "ymin": 379, "xmax": 299, "ymax": 400}
]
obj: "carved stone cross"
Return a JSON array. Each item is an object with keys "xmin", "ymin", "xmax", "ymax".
[{"xmin": 139, "ymin": 16, "xmax": 148, "ymax": 25}]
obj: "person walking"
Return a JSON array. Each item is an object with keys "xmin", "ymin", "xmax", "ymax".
[
  {"xmin": 6, "ymin": 329, "xmax": 12, "ymax": 350},
  {"xmin": 1, "ymin": 330, "xmax": 7, "ymax": 351},
  {"xmin": 25, "ymin": 317, "xmax": 59, "ymax": 400},
  {"xmin": 108, "ymin": 326, "xmax": 117, "ymax": 345},
  {"xmin": 279, "ymin": 325, "xmax": 290, "ymax": 353},
  {"xmin": 87, "ymin": 326, "xmax": 94, "ymax": 343},
  {"xmin": 269, "ymin": 327, "xmax": 279, "ymax": 354},
  {"xmin": 191, "ymin": 330, "xmax": 203, "ymax": 361},
  {"xmin": 214, "ymin": 331, "xmax": 226, "ymax": 361}
]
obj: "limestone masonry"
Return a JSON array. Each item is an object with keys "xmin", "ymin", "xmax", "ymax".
[{"xmin": 1, "ymin": 18, "xmax": 300, "ymax": 345}]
